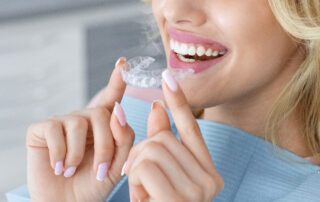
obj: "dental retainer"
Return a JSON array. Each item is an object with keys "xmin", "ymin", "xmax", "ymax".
[{"xmin": 121, "ymin": 56, "xmax": 194, "ymax": 89}]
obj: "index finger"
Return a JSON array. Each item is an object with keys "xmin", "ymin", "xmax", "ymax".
[
  {"xmin": 161, "ymin": 69, "xmax": 217, "ymax": 174},
  {"xmin": 95, "ymin": 57, "xmax": 128, "ymax": 112}
]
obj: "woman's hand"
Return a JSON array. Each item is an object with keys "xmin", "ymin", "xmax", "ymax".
[
  {"xmin": 26, "ymin": 57, "xmax": 135, "ymax": 202},
  {"xmin": 124, "ymin": 70, "xmax": 225, "ymax": 202}
]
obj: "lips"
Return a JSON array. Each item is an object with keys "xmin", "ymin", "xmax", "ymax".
[
  {"xmin": 168, "ymin": 28, "xmax": 229, "ymax": 74},
  {"xmin": 168, "ymin": 28, "xmax": 228, "ymax": 49}
]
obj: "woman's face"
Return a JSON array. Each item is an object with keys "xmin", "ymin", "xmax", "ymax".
[{"xmin": 152, "ymin": 0, "xmax": 304, "ymax": 110}]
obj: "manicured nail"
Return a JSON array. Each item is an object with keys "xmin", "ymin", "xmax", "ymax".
[
  {"xmin": 115, "ymin": 57, "xmax": 126, "ymax": 67},
  {"xmin": 121, "ymin": 161, "xmax": 127, "ymax": 176},
  {"xmin": 151, "ymin": 100, "xmax": 165, "ymax": 110},
  {"xmin": 114, "ymin": 102, "xmax": 127, "ymax": 127},
  {"xmin": 162, "ymin": 69, "xmax": 178, "ymax": 92},
  {"xmin": 54, "ymin": 161, "xmax": 63, "ymax": 175},
  {"xmin": 96, "ymin": 162, "xmax": 109, "ymax": 181},
  {"xmin": 64, "ymin": 166, "xmax": 77, "ymax": 178}
]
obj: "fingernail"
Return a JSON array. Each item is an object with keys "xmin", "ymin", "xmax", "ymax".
[
  {"xmin": 162, "ymin": 69, "xmax": 178, "ymax": 92},
  {"xmin": 151, "ymin": 100, "xmax": 165, "ymax": 110},
  {"xmin": 115, "ymin": 57, "xmax": 126, "ymax": 67},
  {"xmin": 54, "ymin": 161, "xmax": 63, "ymax": 175},
  {"xmin": 121, "ymin": 161, "xmax": 127, "ymax": 176},
  {"xmin": 64, "ymin": 166, "xmax": 77, "ymax": 178},
  {"xmin": 96, "ymin": 162, "xmax": 109, "ymax": 181},
  {"xmin": 114, "ymin": 102, "xmax": 127, "ymax": 127}
]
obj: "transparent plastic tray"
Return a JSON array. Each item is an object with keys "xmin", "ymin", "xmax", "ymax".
[{"xmin": 121, "ymin": 56, "xmax": 194, "ymax": 89}]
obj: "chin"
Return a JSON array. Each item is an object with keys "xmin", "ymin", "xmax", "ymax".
[{"xmin": 179, "ymin": 84, "xmax": 206, "ymax": 110}]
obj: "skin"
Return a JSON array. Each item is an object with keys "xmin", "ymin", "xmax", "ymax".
[
  {"xmin": 152, "ymin": 0, "xmax": 311, "ymax": 157},
  {"xmin": 27, "ymin": 0, "xmax": 312, "ymax": 201},
  {"xmin": 27, "ymin": 58, "xmax": 136, "ymax": 202}
]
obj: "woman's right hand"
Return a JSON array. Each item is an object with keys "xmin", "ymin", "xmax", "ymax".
[{"xmin": 26, "ymin": 57, "xmax": 135, "ymax": 202}]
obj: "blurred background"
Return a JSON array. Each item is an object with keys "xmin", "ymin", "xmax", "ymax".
[{"xmin": 0, "ymin": 0, "xmax": 166, "ymax": 201}]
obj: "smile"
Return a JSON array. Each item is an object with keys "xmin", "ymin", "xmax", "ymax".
[
  {"xmin": 170, "ymin": 38, "xmax": 227, "ymax": 63},
  {"xmin": 168, "ymin": 28, "xmax": 229, "ymax": 74}
]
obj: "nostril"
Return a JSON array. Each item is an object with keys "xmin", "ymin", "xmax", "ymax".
[{"xmin": 176, "ymin": 19, "xmax": 193, "ymax": 24}]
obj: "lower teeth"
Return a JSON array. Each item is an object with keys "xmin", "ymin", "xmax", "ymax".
[
  {"xmin": 177, "ymin": 53, "xmax": 221, "ymax": 62},
  {"xmin": 177, "ymin": 54, "xmax": 196, "ymax": 62}
]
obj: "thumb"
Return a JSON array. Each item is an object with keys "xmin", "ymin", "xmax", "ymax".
[{"xmin": 147, "ymin": 100, "xmax": 171, "ymax": 138}]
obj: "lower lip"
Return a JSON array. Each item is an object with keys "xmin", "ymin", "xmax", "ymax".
[{"xmin": 169, "ymin": 50, "xmax": 227, "ymax": 74}]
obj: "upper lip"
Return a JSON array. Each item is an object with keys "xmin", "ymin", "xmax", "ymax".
[{"xmin": 168, "ymin": 28, "xmax": 228, "ymax": 50}]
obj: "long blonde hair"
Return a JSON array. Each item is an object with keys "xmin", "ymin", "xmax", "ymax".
[
  {"xmin": 265, "ymin": 0, "xmax": 320, "ymax": 161},
  {"xmin": 142, "ymin": 0, "xmax": 320, "ymax": 160}
]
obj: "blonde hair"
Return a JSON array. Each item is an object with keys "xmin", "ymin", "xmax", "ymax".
[
  {"xmin": 141, "ymin": 0, "xmax": 320, "ymax": 161},
  {"xmin": 265, "ymin": 0, "xmax": 320, "ymax": 162}
]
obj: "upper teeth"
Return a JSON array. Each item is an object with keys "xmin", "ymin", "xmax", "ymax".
[{"xmin": 170, "ymin": 39, "xmax": 226, "ymax": 57}]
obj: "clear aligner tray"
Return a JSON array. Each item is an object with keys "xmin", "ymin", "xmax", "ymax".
[{"xmin": 121, "ymin": 56, "xmax": 194, "ymax": 89}]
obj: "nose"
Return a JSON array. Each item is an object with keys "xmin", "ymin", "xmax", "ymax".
[{"xmin": 161, "ymin": 0, "xmax": 207, "ymax": 26}]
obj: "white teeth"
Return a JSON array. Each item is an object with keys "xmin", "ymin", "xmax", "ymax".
[
  {"xmin": 180, "ymin": 43, "xmax": 188, "ymax": 55},
  {"xmin": 205, "ymin": 48, "xmax": 212, "ymax": 57},
  {"xmin": 177, "ymin": 54, "xmax": 196, "ymax": 62},
  {"xmin": 174, "ymin": 41, "xmax": 180, "ymax": 53},
  {"xmin": 188, "ymin": 46, "xmax": 196, "ymax": 56},
  {"xmin": 170, "ymin": 38, "xmax": 227, "ymax": 58},
  {"xmin": 197, "ymin": 46, "xmax": 205, "ymax": 57},
  {"xmin": 212, "ymin": 50, "xmax": 219, "ymax": 57},
  {"xmin": 219, "ymin": 50, "xmax": 227, "ymax": 56},
  {"xmin": 170, "ymin": 39, "xmax": 175, "ymax": 50}
]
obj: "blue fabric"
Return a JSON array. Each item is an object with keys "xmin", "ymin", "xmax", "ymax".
[{"xmin": 6, "ymin": 95, "xmax": 320, "ymax": 202}]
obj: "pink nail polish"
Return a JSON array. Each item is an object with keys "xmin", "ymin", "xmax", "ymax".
[
  {"xmin": 115, "ymin": 57, "xmax": 126, "ymax": 67},
  {"xmin": 162, "ymin": 69, "xmax": 178, "ymax": 92},
  {"xmin": 96, "ymin": 162, "xmax": 109, "ymax": 181},
  {"xmin": 121, "ymin": 161, "xmax": 127, "ymax": 176},
  {"xmin": 151, "ymin": 100, "xmax": 165, "ymax": 110},
  {"xmin": 64, "ymin": 166, "xmax": 77, "ymax": 178},
  {"xmin": 114, "ymin": 102, "xmax": 127, "ymax": 127},
  {"xmin": 54, "ymin": 161, "xmax": 63, "ymax": 175}
]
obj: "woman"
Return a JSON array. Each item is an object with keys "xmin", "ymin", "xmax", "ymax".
[{"xmin": 26, "ymin": 0, "xmax": 320, "ymax": 201}]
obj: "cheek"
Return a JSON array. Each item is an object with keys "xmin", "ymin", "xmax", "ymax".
[
  {"xmin": 220, "ymin": 3, "xmax": 297, "ymax": 95},
  {"xmin": 181, "ymin": 1, "xmax": 298, "ymax": 108}
]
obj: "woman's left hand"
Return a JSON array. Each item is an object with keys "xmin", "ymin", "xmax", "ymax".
[{"xmin": 123, "ymin": 70, "xmax": 225, "ymax": 202}]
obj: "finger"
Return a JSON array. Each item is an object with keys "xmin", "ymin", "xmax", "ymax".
[
  {"xmin": 49, "ymin": 115, "xmax": 88, "ymax": 178},
  {"xmin": 124, "ymin": 131, "xmax": 209, "ymax": 191},
  {"xmin": 96, "ymin": 57, "xmax": 128, "ymax": 112},
  {"xmin": 129, "ymin": 141, "xmax": 197, "ymax": 200},
  {"xmin": 71, "ymin": 108, "xmax": 115, "ymax": 177},
  {"xmin": 26, "ymin": 120, "xmax": 66, "ymax": 175},
  {"xmin": 129, "ymin": 184, "xmax": 148, "ymax": 202},
  {"xmin": 161, "ymin": 69, "xmax": 216, "ymax": 175},
  {"xmin": 128, "ymin": 159, "xmax": 179, "ymax": 202},
  {"xmin": 107, "ymin": 102, "xmax": 135, "ymax": 182},
  {"xmin": 147, "ymin": 100, "xmax": 171, "ymax": 137}
]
